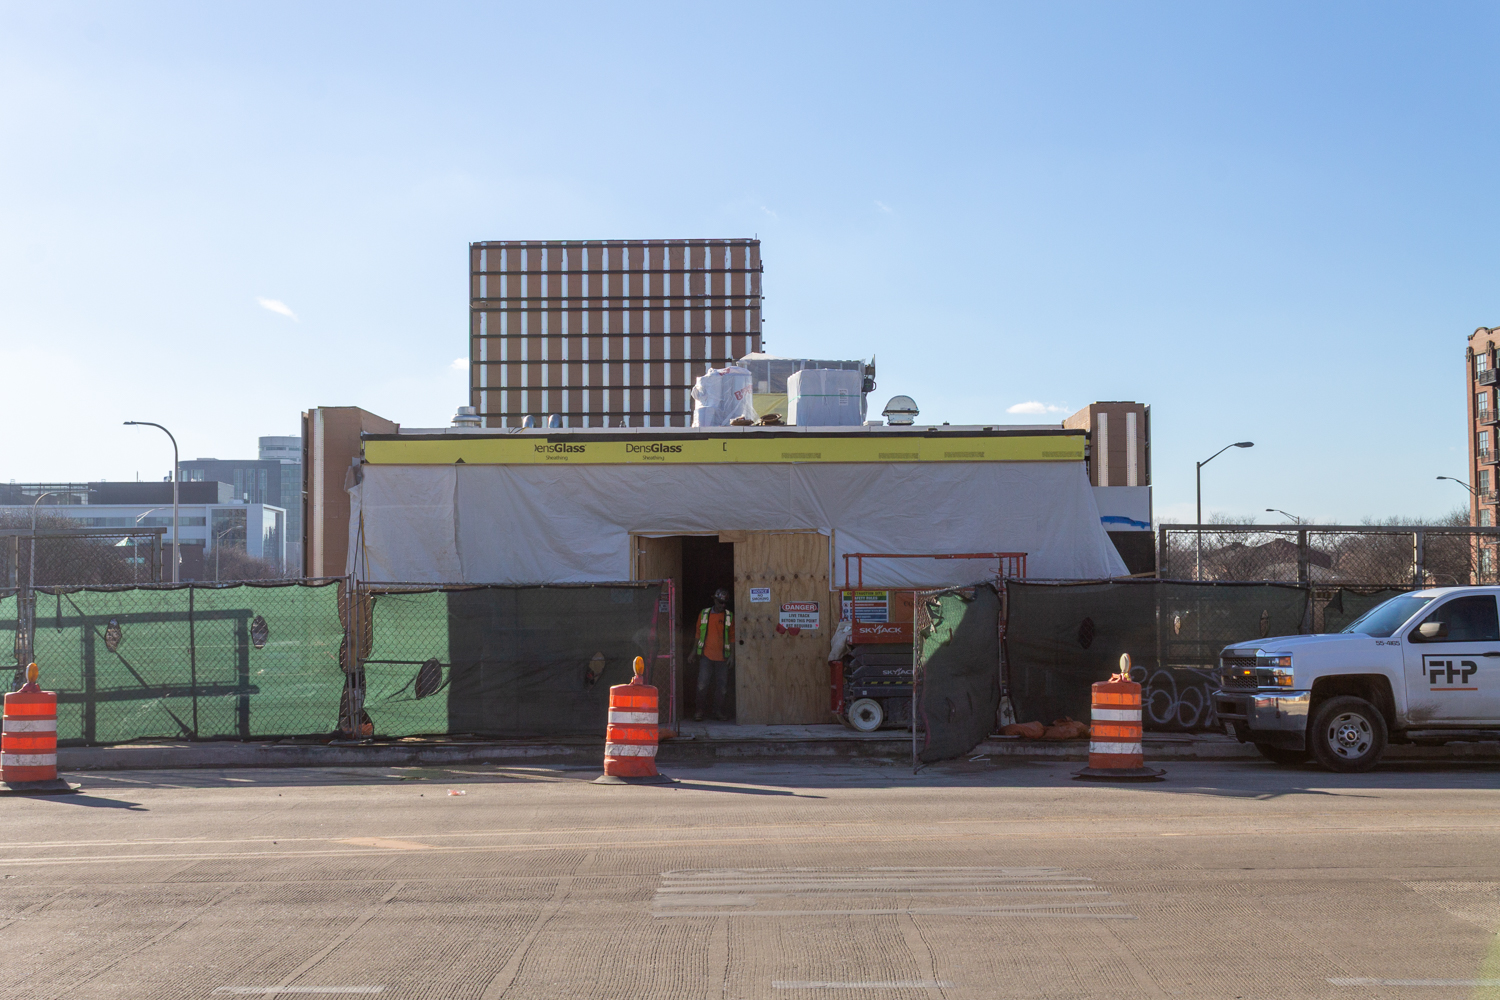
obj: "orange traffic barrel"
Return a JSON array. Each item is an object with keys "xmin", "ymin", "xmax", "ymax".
[
  {"xmin": 1073, "ymin": 655, "xmax": 1164, "ymax": 781},
  {"xmin": 595, "ymin": 656, "xmax": 673, "ymax": 785},
  {"xmin": 2, "ymin": 664, "xmax": 79, "ymax": 795}
]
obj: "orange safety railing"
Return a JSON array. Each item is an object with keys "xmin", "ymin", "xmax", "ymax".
[{"xmin": 840, "ymin": 552, "xmax": 1027, "ymax": 589}]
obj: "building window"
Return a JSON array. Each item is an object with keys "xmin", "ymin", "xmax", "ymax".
[
  {"xmin": 1481, "ymin": 471, "xmax": 1491, "ymax": 494},
  {"xmin": 1483, "ymin": 548, "xmax": 1495, "ymax": 582},
  {"xmin": 1480, "ymin": 354, "xmax": 1491, "ymax": 374},
  {"xmin": 1483, "ymin": 510, "xmax": 1494, "ymax": 528},
  {"xmin": 1480, "ymin": 393, "xmax": 1491, "ymax": 416},
  {"xmin": 1481, "ymin": 431, "xmax": 1491, "ymax": 456}
]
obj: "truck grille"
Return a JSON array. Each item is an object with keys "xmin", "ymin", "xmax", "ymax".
[{"xmin": 1220, "ymin": 656, "xmax": 1258, "ymax": 690}]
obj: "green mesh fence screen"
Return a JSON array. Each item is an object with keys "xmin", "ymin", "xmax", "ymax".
[
  {"xmin": 2, "ymin": 580, "xmax": 674, "ymax": 744},
  {"xmin": 6, "ymin": 583, "xmax": 344, "ymax": 744},
  {"xmin": 914, "ymin": 585, "xmax": 1001, "ymax": 763},
  {"xmin": 1005, "ymin": 580, "xmax": 1311, "ymax": 733},
  {"xmin": 359, "ymin": 583, "xmax": 671, "ymax": 739},
  {"xmin": 1319, "ymin": 588, "xmax": 1408, "ymax": 634}
]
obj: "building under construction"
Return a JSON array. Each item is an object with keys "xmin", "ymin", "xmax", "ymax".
[{"xmin": 468, "ymin": 239, "xmax": 763, "ymax": 428}]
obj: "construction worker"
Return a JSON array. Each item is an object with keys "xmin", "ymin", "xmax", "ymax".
[{"xmin": 694, "ymin": 588, "xmax": 734, "ymax": 721}]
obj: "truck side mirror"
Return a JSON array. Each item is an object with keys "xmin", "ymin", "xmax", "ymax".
[{"xmin": 1417, "ymin": 621, "xmax": 1448, "ymax": 640}]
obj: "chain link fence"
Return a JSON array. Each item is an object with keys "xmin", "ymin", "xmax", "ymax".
[
  {"xmin": 2, "ymin": 581, "xmax": 344, "ymax": 743},
  {"xmin": 1158, "ymin": 524, "xmax": 1500, "ymax": 586}
]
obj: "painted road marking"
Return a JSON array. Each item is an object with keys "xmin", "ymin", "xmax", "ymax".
[
  {"xmin": 773, "ymin": 982, "xmax": 954, "ymax": 989},
  {"xmin": 335, "ymin": 838, "xmax": 433, "ymax": 851},
  {"xmin": 1329, "ymin": 979, "xmax": 1500, "ymax": 987},
  {"xmin": 213, "ymin": 989, "xmax": 385, "ymax": 995},
  {"xmin": 653, "ymin": 867, "xmax": 1133, "ymax": 919}
]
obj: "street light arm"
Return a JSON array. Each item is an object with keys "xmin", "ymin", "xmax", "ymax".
[
  {"xmin": 1199, "ymin": 440, "xmax": 1254, "ymax": 470},
  {"xmin": 1436, "ymin": 476, "xmax": 1477, "ymax": 497}
]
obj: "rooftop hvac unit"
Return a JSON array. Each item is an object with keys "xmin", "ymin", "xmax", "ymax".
[{"xmin": 787, "ymin": 369, "xmax": 866, "ymax": 427}]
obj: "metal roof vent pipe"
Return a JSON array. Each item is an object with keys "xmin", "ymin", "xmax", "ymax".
[
  {"xmin": 452, "ymin": 406, "xmax": 481, "ymax": 428},
  {"xmin": 522, "ymin": 415, "xmax": 539, "ymax": 428},
  {"xmin": 882, "ymin": 395, "xmax": 919, "ymax": 426},
  {"xmin": 547, "ymin": 414, "xmax": 563, "ymax": 428}
]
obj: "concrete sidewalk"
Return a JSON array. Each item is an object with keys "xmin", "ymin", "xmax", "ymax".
[{"xmin": 52, "ymin": 723, "xmax": 1500, "ymax": 770}]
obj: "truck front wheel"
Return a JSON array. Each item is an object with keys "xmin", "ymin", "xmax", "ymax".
[
  {"xmin": 1308, "ymin": 696, "xmax": 1387, "ymax": 773},
  {"xmin": 1254, "ymin": 743, "xmax": 1309, "ymax": 765}
]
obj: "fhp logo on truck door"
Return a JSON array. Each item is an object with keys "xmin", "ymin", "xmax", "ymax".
[{"xmin": 1422, "ymin": 655, "xmax": 1478, "ymax": 690}]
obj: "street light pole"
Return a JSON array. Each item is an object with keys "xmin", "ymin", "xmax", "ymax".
[
  {"xmin": 124, "ymin": 422, "xmax": 179, "ymax": 584},
  {"xmin": 22, "ymin": 490, "xmax": 62, "ymax": 671},
  {"xmin": 1265, "ymin": 508, "xmax": 1302, "ymax": 524},
  {"xmin": 1196, "ymin": 441, "xmax": 1255, "ymax": 580}
]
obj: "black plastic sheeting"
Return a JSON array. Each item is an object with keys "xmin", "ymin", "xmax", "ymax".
[
  {"xmin": 445, "ymin": 584, "xmax": 664, "ymax": 737},
  {"xmin": 1004, "ymin": 580, "xmax": 1310, "ymax": 730},
  {"xmin": 914, "ymin": 585, "xmax": 1001, "ymax": 763}
]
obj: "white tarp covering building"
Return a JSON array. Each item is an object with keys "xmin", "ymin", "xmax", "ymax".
[{"xmin": 347, "ymin": 426, "xmax": 1127, "ymax": 586}]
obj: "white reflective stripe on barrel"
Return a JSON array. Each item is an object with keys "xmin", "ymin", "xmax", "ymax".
[
  {"xmin": 608, "ymin": 711, "xmax": 657, "ymax": 725},
  {"xmin": 604, "ymin": 743, "xmax": 658, "ymax": 757},
  {"xmin": 1089, "ymin": 742, "xmax": 1143, "ymax": 755},
  {"xmin": 3, "ymin": 719, "xmax": 57, "ymax": 733},
  {"xmin": 1090, "ymin": 708, "xmax": 1139, "ymax": 722},
  {"xmin": 2, "ymin": 753, "xmax": 57, "ymax": 767}
]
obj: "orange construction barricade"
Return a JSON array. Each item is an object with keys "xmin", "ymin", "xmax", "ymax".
[
  {"xmin": 1073, "ymin": 655, "xmax": 1164, "ymax": 781},
  {"xmin": 595, "ymin": 656, "xmax": 673, "ymax": 785},
  {"xmin": 2, "ymin": 663, "xmax": 79, "ymax": 794}
]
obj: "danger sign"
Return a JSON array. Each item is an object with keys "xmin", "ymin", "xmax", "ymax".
[{"xmin": 779, "ymin": 602, "xmax": 820, "ymax": 629}]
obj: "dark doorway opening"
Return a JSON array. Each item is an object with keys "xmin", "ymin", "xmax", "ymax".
[{"xmin": 680, "ymin": 535, "xmax": 736, "ymax": 721}]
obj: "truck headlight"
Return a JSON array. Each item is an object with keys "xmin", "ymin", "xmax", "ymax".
[{"xmin": 1270, "ymin": 668, "xmax": 1294, "ymax": 688}]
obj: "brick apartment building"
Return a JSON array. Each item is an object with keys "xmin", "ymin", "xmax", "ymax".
[
  {"xmin": 468, "ymin": 239, "xmax": 763, "ymax": 428},
  {"xmin": 1467, "ymin": 328, "xmax": 1500, "ymax": 576}
]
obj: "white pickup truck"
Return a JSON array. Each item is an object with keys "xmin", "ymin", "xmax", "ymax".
[{"xmin": 1215, "ymin": 586, "xmax": 1500, "ymax": 771}]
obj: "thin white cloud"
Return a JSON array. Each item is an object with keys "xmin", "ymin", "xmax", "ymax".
[
  {"xmin": 451, "ymin": 358, "xmax": 467, "ymax": 371},
  {"xmin": 760, "ymin": 206, "xmax": 778, "ymax": 219},
  {"xmin": 1007, "ymin": 401, "xmax": 1068, "ymax": 415},
  {"xmin": 875, "ymin": 200, "xmax": 893, "ymax": 214},
  {"xmin": 256, "ymin": 297, "xmax": 298, "ymax": 321}
]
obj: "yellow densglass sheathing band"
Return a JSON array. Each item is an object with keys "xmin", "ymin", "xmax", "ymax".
[{"xmin": 363, "ymin": 434, "xmax": 1084, "ymax": 466}]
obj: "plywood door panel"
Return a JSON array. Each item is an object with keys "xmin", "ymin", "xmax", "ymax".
[
  {"xmin": 733, "ymin": 532, "xmax": 831, "ymax": 725},
  {"xmin": 631, "ymin": 535, "xmax": 684, "ymax": 722}
]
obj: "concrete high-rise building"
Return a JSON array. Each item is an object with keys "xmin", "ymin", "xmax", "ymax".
[
  {"xmin": 259, "ymin": 435, "xmax": 303, "ymax": 574},
  {"xmin": 1466, "ymin": 328, "xmax": 1499, "ymax": 577},
  {"xmin": 468, "ymin": 239, "xmax": 763, "ymax": 428}
]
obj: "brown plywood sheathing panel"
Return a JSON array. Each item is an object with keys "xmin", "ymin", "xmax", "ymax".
[
  {"xmin": 471, "ymin": 239, "xmax": 762, "ymax": 428},
  {"xmin": 733, "ymin": 531, "xmax": 831, "ymax": 725}
]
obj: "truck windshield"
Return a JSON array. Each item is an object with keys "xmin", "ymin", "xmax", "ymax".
[{"xmin": 1340, "ymin": 595, "xmax": 1436, "ymax": 637}]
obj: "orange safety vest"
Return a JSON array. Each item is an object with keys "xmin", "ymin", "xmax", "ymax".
[{"xmin": 695, "ymin": 608, "xmax": 734, "ymax": 660}]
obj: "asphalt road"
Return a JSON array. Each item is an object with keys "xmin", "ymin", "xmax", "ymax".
[{"xmin": 1, "ymin": 758, "xmax": 1498, "ymax": 1000}]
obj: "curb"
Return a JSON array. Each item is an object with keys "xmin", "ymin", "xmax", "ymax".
[{"xmin": 53, "ymin": 736, "xmax": 1500, "ymax": 771}]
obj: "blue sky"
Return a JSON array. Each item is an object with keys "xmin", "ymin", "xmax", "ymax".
[{"xmin": 2, "ymin": 2, "xmax": 1496, "ymax": 523}]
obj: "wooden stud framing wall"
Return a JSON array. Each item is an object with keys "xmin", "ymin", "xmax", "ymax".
[{"xmin": 469, "ymin": 239, "xmax": 763, "ymax": 428}]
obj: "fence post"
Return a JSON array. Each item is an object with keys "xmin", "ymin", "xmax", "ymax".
[
  {"xmin": 1296, "ymin": 529, "xmax": 1309, "ymax": 584},
  {"xmin": 188, "ymin": 586, "xmax": 198, "ymax": 739},
  {"xmin": 1414, "ymin": 530, "xmax": 1426, "ymax": 588},
  {"xmin": 1157, "ymin": 527, "xmax": 1168, "ymax": 579}
]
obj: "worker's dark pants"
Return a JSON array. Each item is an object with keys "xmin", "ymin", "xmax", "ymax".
[{"xmin": 696, "ymin": 655, "xmax": 731, "ymax": 720}]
